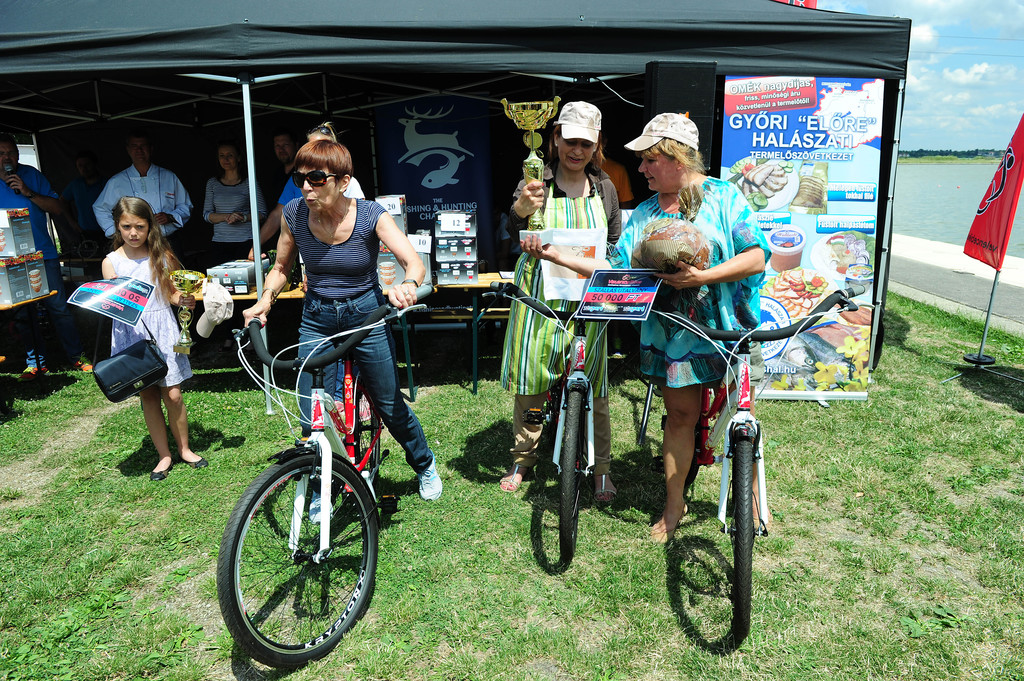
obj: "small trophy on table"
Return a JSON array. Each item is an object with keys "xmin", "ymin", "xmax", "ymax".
[
  {"xmin": 501, "ymin": 96, "xmax": 561, "ymax": 230},
  {"xmin": 170, "ymin": 269, "xmax": 206, "ymax": 354}
]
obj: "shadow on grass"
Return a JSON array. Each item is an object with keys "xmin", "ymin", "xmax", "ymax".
[
  {"xmin": 663, "ymin": 527, "xmax": 743, "ymax": 655},
  {"xmin": 115, "ymin": 421, "xmax": 244, "ymax": 478},
  {"xmin": 0, "ymin": 372, "xmax": 77, "ymax": 421},
  {"xmin": 948, "ymin": 363, "xmax": 1024, "ymax": 413}
]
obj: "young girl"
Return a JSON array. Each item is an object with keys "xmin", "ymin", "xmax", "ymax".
[{"xmin": 101, "ymin": 196, "xmax": 207, "ymax": 481}]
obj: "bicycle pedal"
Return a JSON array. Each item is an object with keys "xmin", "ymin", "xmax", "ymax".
[
  {"xmin": 651, "ymin": 455, "xmax": 664, "ymax": 473},
  {"xmin": 381, "ymin": 448, "xmax": 390, "ymax": 461},
  {"xmin": 379, "ymin": 494, "xmax": 398, "ymax": 514},
  {"xmin": 523, "ymin": 408, "xmax": 545, "ymax": 425}
]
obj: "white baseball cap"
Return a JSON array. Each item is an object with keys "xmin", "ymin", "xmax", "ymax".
[
  {"xmin": 196, "ymin": 279, "xmax": 235, "ymax": 338},
  {"xmin": 555, "ymin": 101, "xmax": 602, "ymax": 144},
  {"xmin": 624, "ymin": 113, "xmax": 699, "ymax": 152}
]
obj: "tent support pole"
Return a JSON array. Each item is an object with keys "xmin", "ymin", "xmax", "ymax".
[{"xmin": 241, "ymin": 74, "xmax": 275, "ymax": 414}]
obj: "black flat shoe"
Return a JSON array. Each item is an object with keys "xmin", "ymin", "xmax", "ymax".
[
  {"xmin": 186, "ymin": 457, "xmax": 208, "ymax": 469},
  {"xmin": 150, "ymin": 470, "xmax": 168, "ymax": 481}
]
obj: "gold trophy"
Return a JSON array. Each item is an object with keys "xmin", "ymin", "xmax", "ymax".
[
  {"xmin": 170, "ymin": 270, "xmax": 206, "ymax": 354},
  {"xmin": 501, "ymin": 96, "xmax": 561, "ymax": 230}
]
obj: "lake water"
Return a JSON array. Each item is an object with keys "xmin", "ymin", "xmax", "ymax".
[{"xmin": 892, "ymin": 163, "xmax": 1024, "ymax": 260}]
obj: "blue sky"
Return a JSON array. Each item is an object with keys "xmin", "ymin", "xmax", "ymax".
[{"xmin": 819, "ymin": 0, "xmax": 1024, "ymax": 151}]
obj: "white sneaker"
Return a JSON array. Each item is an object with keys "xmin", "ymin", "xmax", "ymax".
[{"xmin": 418, "ymin": 461, "xmax": 443, "ymax": 501}]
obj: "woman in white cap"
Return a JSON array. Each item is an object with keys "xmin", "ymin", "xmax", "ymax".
[
  {"xmin": 521, "ymin": 113, "xmax": 770, "ymax": 541},
  {"xmin": 498, "ymin": 101, "xmax": 620, "ymax": 501}
]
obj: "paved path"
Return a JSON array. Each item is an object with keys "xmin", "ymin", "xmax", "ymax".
[{"xmin": 886, "ymin": 234, "xmax": 1024, "ymax": 337}]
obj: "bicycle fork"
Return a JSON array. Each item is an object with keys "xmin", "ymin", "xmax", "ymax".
[
  {"xmin": 551, "ymin": 335, "xmax": 595, "ymax": 475},
  {"xmin": 717, "ymin": 418, "xmax": 769, "ymax": 537}
]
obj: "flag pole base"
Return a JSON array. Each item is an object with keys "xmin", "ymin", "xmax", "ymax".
[{"xmin": 963, "ymin": 352, "xmax": 996, "ymax": 366}]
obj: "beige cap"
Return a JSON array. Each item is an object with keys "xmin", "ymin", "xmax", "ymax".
[
  {"xmin": 196, "ymin": 279, "xmax": 234, "ymax": 338},
  {"xmin": 624, "ymin": 113, "xmax": 699, "ymax": 152},
  {"xmin": 555, "ymin": 101, "xmax": 602, "ymax": 144}
]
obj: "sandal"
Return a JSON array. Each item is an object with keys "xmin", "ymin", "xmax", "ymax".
[
  {"xmin": 593, "ymin": 474, "xmax": 617, "ymax": 503},
  {"xmin": 499, "ymin": 464, "xmax": 530, "ymax": 492}
]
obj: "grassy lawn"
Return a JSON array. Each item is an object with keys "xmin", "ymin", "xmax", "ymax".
[{"xmin": 0, "ymin": 292, "xmax": 1022, "ymax": 680}]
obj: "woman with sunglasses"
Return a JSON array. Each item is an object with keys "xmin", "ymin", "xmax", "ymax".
[
  {"xmin": 498, "ymin": 101, "xmax": 621, "ymax": 502},
  {"xmin": 242, "ymin": 139, "xmax": 442, "ymax": 501}
]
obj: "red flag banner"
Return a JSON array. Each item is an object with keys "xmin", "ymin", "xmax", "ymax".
[{"xmin": 964, "ymin": 113, "xmax": 1024, "ymax": 271}]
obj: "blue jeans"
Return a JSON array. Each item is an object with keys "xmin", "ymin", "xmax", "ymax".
[
  {"xmin": 298, "ymin": 288, "xmax": 434, "ymax": 474},
  {"xmin": 13, "ymin": 259, "xmax": 85, "ymax": 368}
]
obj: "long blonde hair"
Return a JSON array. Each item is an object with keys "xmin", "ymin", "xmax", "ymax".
[{"xmin": 110, "ymin": 196, "xmax": 180, "ymax": 302}]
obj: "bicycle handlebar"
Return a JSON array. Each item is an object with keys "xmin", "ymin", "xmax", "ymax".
[
  {"xmin": 659, "ymin": 284, "xmax": 866, "ymax": 343},
  {"xmin": 239, "ymin": 284, "xmax": 433, "ymax": 373},
  {"xmin": 487, "ymin": 279, "xmax": 866, "ymax": 343},
  {"xmin": 485, "ymin": 281, "xmax": 578, "ymax": 322}
]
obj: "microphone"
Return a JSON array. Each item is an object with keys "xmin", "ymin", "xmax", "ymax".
[{"xmin": 2, "ymin": 162, "xmax": 18, "ymax": 194}]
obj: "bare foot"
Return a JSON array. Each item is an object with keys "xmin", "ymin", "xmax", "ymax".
[
  {"xmin": 754, "ymin": 502, "xmax": 774, "ymax": 533},
  {"xmin": 152, "ymin": 456, "xmax": 172, "ymax": 475},
  {"xmin": 179, "ymin": 450, "xmax": 204, "ymax": 465},
  {"xmin": 650, "ymin": 501, "xmax": 688, "ymax": 543}
]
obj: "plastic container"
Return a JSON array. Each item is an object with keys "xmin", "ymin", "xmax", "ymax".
[{"xmin": 767, "ymin": 225, "xmax": 806, "ymax": 272}]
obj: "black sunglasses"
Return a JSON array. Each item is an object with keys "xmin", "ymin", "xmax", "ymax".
[
  {"xmin": 308, "ymin": 123, "xmax": 335, "ymax": 137},
  {"xmin": 291, "ymin": 170, "xmax": 340, "ymax": 188}
]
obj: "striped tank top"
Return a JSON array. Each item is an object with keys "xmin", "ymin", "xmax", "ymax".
[{"xmin": 285, "ymin": 197, "xmax": 386, "ymax": 299}]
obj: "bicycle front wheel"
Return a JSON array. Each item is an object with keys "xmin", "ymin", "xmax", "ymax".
[
  {"xmin": 558, "ymin": 389, "xmax": 586, "ymax": 565},
  {"xmin": 730, "ymin": 434, "xmax": 755, "ymax": 644},
  {"xmin": 217, "ymin": 453, "xmax": 379, "ymax": 669}
]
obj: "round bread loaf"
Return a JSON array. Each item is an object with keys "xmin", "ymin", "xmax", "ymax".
[{"xmin": 630, "ymin": 217, "xmax": 711, "ymax": 272}]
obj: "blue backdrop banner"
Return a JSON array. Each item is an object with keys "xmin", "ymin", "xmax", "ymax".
[{"xmin": 375, "ymin": 95, "xmax": 494, "ymax": 268}]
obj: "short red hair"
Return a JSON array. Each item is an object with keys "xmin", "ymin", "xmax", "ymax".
[{"xmin": 294, "ymin": 139, "xmax": 353, "ymax": 177}]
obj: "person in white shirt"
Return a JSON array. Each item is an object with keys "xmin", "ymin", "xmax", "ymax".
[{"xmin": 92, "ymin": 129, "xmax": 193, "ymax": 241}]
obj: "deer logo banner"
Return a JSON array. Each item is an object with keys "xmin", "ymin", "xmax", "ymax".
[{"xmin": 376, "ymin": 95, "xmax": 495, "ymax": 267}]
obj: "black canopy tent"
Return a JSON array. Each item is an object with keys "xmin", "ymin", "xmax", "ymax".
[{"xmin": 0, "ymin": 0, "xmax": 910, "ymax": 369}]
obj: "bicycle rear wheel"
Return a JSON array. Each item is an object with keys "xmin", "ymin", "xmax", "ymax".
[
  {"xmin": 558, "ymin": 389, "xmax": 586, "ymax": 566},
  {"xmin": 730, "ymin": 434, "xmax": 755, "ymax": 643},
  {"xmin": 217, "ymin": 453, "xmax": 379, "ymax": 669},
  {"xmin": 353, "ymin": 382, "xmax": 383, "ymax": 482}
]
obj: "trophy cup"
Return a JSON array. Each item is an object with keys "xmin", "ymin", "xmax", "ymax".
[
  {"xmin": 501, "ymin": 96, "xmax": 561, "ymax": 230},
  {"xmin": 170, "ymin": 270, "xmax": 206, "ymax": 354}
]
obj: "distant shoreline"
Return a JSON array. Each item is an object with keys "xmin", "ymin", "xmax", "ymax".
[{"xmin": 898, "ymin": 157, "xmax": 998, "ymax": 164}]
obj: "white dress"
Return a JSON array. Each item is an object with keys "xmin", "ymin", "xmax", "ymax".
[{"xmin": 106, "ymin": 251, "xmax": 192, "ymax": 387}]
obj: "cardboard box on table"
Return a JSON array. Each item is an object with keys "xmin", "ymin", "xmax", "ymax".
[
  {"xmin": 0, "ymin": 207, "xmax": 36, "ymax": 257},
  {"xmin": 435, "ymin": 260, "xmax": 478, "ymax": 285},
  {"xmin": 206, "ymin": 259, "xmax": 270, "ymax": 295},
  {"xmin": 435, "ymin": 236, "xmax": 477, "ymax": 263},
  {"xmin": 433, "ymin": 211, "xmax": 477, "ymax": 283},
  {"xmin": 377, "ymin": 232, "xmax": 432, "ymax": 289},
  {"xmin": 374, "ymin": 195, "xmax": 408, "ymax": 234},
  {"xmin": 23, "ymin": 251, "xmax": 49, "ymax": 299},
  {"xmin": 0, "ymin": 253, "xmax": 31, "ymax": 305}
]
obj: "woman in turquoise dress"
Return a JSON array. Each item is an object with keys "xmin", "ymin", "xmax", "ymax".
[
  {"xmin": 522, "ymin": 113, "xmax": 770, "ymax": 541},
  {"xmin": 498, "ymin": 101, "xmax": 621, "ymax": 501}
]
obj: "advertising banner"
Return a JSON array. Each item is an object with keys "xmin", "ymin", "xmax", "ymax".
[
  {"xmin": 721, "ymin": 75, "xmax": 884, "ymax": 398},
  {"xmin": 964, "ymin": 112, "xmax": 1024, "ymax": 271},
  {"xmin": 375, "ymin": 95, "xmax": 494, "ymax": 270}
]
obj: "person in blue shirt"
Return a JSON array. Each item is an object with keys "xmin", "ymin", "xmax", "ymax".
[
  {"xmin": 0, "ymin": 133, "xmax": 91, "ymax": 380},
  {"xmin": 60, "ymin": 150, "xmax": 108, "ymax": 254}
]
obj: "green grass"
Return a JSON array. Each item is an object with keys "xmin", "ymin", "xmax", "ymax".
[{"xmin": 1, "ymin": 292, "xmax": 1023, "ymax": 680}]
